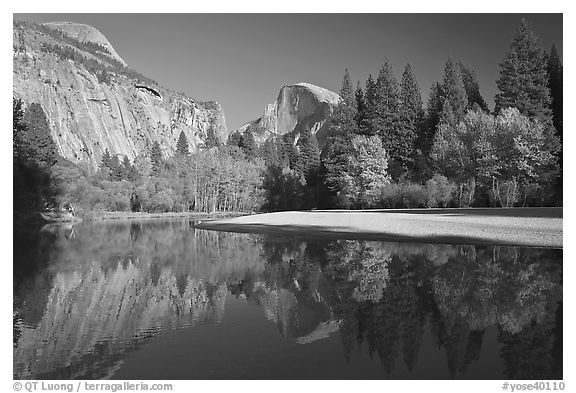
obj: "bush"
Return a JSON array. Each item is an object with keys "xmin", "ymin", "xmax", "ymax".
[
  {"xmin": 379, "ymin": 182, "xmax": 427, "ymax": 209},
  {"xmin": 425, "ymin": 175, "xmax": 456, "ymax": 207}
]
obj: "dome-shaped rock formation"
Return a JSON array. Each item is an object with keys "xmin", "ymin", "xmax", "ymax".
[
  {"xmin": 236, "ymin": 82, "xmax": 341, "ymax": 148},
  {"xmin": 43, "ymin": 21, "xmax": 128, "ymax": 66}
]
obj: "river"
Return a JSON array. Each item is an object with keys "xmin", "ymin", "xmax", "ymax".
[{"xmin": 13, "ymin": 218, "xmax": 562, "ymax": 379}]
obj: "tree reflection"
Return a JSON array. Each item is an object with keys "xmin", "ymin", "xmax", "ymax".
[{"xmin": 256, "ymin": 237, "xmax": 561, "ymax": 378}]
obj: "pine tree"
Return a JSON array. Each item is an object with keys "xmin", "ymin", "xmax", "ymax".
[
  {"xmin": 227, "ymin": 131, "xmax": 242, "ymax": 147},
  {"xmin": 100, "ymin": 148, "xmax": 112, "ymax": 170},
  {"xmin": 441, "ymin": 58, "xmax": 468, "ymax": 124},
  {"xmin": 13, "ymin": 99, "xmax": 58, "ymax": 215},
  {"xmin": 295, "ymin": 128, "xmax": 321, "ymax": 179},
  {"xmin": 424, "ymin": 82, "xmax": 444, "ymax": 142},
  {"xmin": 354, "ymin": 82, "xmax": 370, "ymax": 135},
  {"xmin": 176, "ymin": 130, "xmax": 190, "ymax": 156},
  {"xmin": 459, "ymin": 62, "xmax": 489, "ymax": 111},
  {"xmin": 495, "ymin": 19, "xmax": 552, "ymax": 124},
  {"xmin": 398, "ymin": 64, "xmax": 423, "ymax": 171},
  {"xmin": 150, "ymin": 141, "xmax": 163, "ymax": 175},
  {"xmin": 13, "ymin": 98, "xmax": 27, "ymax": 161},
  {"xmin": 411, "ymin": 82, "xmax": 443, "ymax": 180},
  {"xmin": 205, "ymin": 127, "xmax": 219, "ymax": 148},
  {"xmin": 121, "ymin": 155, "xmax": 135, "ymax": 180},
  {"xmin": 109, "ymin": 154, "xmax": 123, "ymax": 181},
  {"xmin": 341, "ymin": 68, "xmax": 355, "ymax": 108},
  {"xmin": 371, "ymin": 60, "xmax": 406, "ymax": 179},
  {"xmin": 400, "ymin": 64, "xmax": 424, "ymax": 123},
  {"xmin": 372, "ymin": 60, "xmax": 400, "ymax": 139},
  {"xmin": 21, "ymin": 102, "xmax": 58, "ymax": 165},
  {"xmin": 239, "ymin": 131, "xmax": 257, "ymax": 160},
  {"xmin": 546, "ymin": 44, "xmax": 563, "ymax": 205},
  {"xmin": 274, "ymin": 135, "xmax": 293, "ymax": 168},
  {"xmin": 324, "ymin": 69, "xmax": 360, "ymax": 204},
  {"xmin": 547, "ymin": 44, "xmax": 563, "ymax": 142},
  {"xmin": 260, "ymin": 136, "xmax": 280, "ymax": 167},
  {"xmin": 439, "ymin": 97, "xmax": 457, "ymax": 126},
  {"xmin": 363, "ymin": 75, "xmax": 378, "ymax": 136}
]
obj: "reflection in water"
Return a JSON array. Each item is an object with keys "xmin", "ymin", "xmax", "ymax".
[{"xmin": 13, "ymin": 219, "xmax": 562, "ymax": 380}]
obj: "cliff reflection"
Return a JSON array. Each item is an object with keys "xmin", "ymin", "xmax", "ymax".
[
  {"xmin": 13, "ymin": 220, "xmax": 264, "ymax": 379},
  {"xmin": 14, "ymin": 220, "xmax": 562, "ymax": 379}
]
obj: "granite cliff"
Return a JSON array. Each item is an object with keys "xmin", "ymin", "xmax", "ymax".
[
  {"xmin": 13, "ymin": 21, "xmax": 229, "ymax": 168},
  {"xmin": 237, "ymin": 82, "xmax": 341, "ymax": 148}
]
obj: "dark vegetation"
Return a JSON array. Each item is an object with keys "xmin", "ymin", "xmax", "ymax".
[
  {"xmin": 13, "ymin": 99, "xmax": 59, "ymax": 223},
  {"xmin": 13, "ymin": 19, "xmax": 562, "ymax": 219}
]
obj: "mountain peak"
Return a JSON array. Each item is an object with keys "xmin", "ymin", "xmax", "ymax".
[
  {"xmin": 236, "ymin": 82, "xmax": 341, "ymax": 147},
  {"xmin": 292, "ymin": 82, "xmax": 341, "ymax": 105},
  {"xmin": 42, "ymin": 21, "xmax": 127, "ymax": 66}
]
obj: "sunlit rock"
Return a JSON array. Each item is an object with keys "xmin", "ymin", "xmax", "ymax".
[
  {"xmin": 237, "ymin": 83, "xmax": 340, "ymax": 148},
  {"xmin": 13, "ymin": 22, "xmax": 229, "ymax": 168}
]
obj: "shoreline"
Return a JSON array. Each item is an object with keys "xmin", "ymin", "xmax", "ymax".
[
  {"xmin": 77, "ymin": 211, "xmax": 250, "ymax": 222},
  {"xmin": 196, "ymin": 208, "xmax": 563, "ymax": 249}
]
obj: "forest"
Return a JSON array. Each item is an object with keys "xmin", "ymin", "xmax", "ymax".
[{"xmin": 13, "ymin": 20, "xmax": 563, "ymax": 220}]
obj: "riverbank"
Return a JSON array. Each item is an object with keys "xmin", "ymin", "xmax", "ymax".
[
  {"xmin": 196, "ymin": 208, "xmax": 563, "ymax": 248},
  {"xmin": 78, "ymin": 211, "xmax": 250, "ymax": 222}
]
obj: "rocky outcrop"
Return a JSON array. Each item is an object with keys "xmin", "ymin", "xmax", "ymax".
[
  {"xmin": 43, "ymin": 22, "xmax": 128, "ymax": 66},
  {"xmin": 237, "ymin": 83, "xmax": 340, "ymax": 147},
  {"xmin": 13, "ymin": 22, "xmax": 229, "ymax": 168}
]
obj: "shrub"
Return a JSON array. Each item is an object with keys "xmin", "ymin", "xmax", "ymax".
[
  {"xmin": 379, "ymin": 181, "xmax": 427, "ymax": 209},
  {"xmin": 150, "ymin": 190, "xmax": 175, "ymax": 212},
  {"xmin": 425, "ymin": 175, "xmax": 456, "ymax": 207}
]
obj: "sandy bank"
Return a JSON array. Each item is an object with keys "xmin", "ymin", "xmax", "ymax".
[{"xmin": 196, "ymin": 208, "xmax": 563, "ymax": 248}]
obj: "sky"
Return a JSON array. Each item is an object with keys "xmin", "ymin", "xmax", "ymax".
[{"xmin": 13, "ymin": 14, "xmax": 563, "ymax": 131}]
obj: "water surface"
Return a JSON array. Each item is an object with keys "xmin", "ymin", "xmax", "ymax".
[{"xmin": 13, "ymin": 219, "xmax": 562, "ymax": 379}]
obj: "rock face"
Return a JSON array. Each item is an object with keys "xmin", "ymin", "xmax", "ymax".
[
  {"xmin": 13, "ymin": 21, "xmax": 229, "ymax": 168},
  {"xmin": 43, "ymin": 21, "xmax": 128, "ymax": 66},
  {"xmin": 237, "ymin": 82, "xmax": 340, "ymax": 147}
]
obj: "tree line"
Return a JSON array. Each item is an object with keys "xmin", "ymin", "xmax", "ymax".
[
  {"xmin": 52, "ymin": 132, "xmax": 264, "ymax": 216},
  {"xmin": 226, "ymin": 19, "xmax": 562, "ymax": 211},
  {"xmin": 13, "ymin": 98, "xmax": 265, "ymax": 218},
  {"xmin": 317, "ymin": 19, "xmax": 562, "ymax": 209}
]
